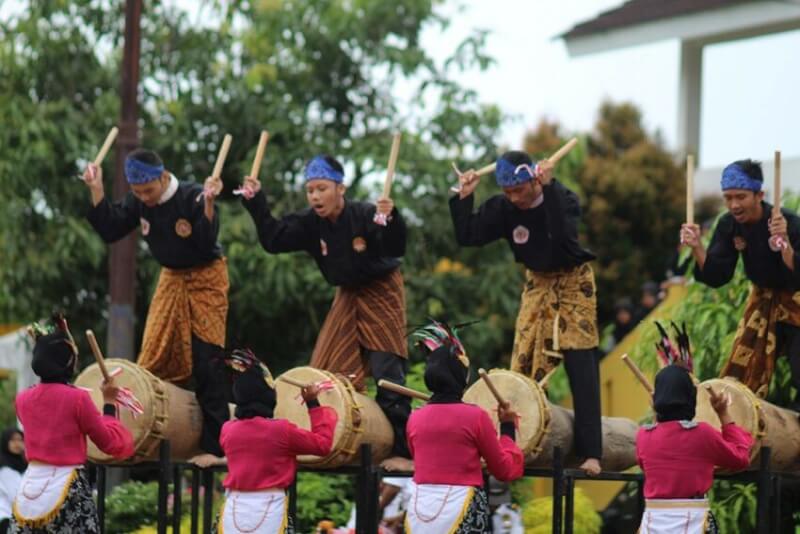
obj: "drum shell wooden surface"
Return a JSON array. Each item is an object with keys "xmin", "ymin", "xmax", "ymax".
[
  {"xmin": 74, "ymin": 359, "xmax": 203, "ymax": 463},
  {"xmin": 695, "ymin": 377, "xmax": 800, "ymax": 473},
  {"xmin": 463, "ymin": 369, "xmax": 638, "ymax": 471},
  {"xmin": 274, "ymin": 366, "xmax": 393, "ymax": 469}
]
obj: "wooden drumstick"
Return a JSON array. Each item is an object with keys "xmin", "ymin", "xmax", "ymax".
[
  {"xmin": 537, "ymin": 367, "xmax": 558, "ymax": 388},
  {"xmin": 382, "ymin": 132, "xmax": 402, "ymax": 198},
  {"xmin": 478, "ymin": 369, "xmax": 508, "ymax": 406},
  {"xmin": 474, "ymin": 162, "xmax": 498, "ymax": 178},
  {"xmin": 93, "ymin": 127, "xmax": 119, "ymax": 167},
  {"xmin": 85, "ymin": 330, "xmax": 111, "ymax": 383},
  {"xmin": 774, "ymin": 150, "xmax": 781, "ymax": 214},
  {"xmin": 621, "ymin": 354, "xmax": 654, "ymax": 396},
  {"xmin": 212, "ymin": 134, "xmax": 233, "ymax": 180},
  {"xmin": 544, "ymin": 137, "xmax": 578, "ymax": 165},
  {"xmin": 378, "ymin": 379, "xmax": 431, "ymax": 401},
  {"xmin": 686, "ymin": 154, "xmax": 695, "ymax": 225},
  {"xmin": 249, "ymin": 131, "xmax": 269, "ymax": 180},
  {"xmin": 278, "ymin": 376, "xmax": 309, "ymax": 389}
]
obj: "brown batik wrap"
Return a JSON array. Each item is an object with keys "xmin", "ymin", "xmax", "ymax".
[
  {"xmin": 511, "ymin": 263, "xmax": 599, "ymax": 382},
  {"xmin": 720, "ymin": 285, "xmax": 800, "ymax": 397},
  {"xmin": 137, "ymin": 258, "xmax": 229, "ymax": 383},
  {"xmin": 310, "ymin": 269, "xmax": 407, "ymax": 389}
]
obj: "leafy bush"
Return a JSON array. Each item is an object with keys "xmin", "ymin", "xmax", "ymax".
[
  {"xmin": 521, "ymin": 487, "xmax": 601, "ymax": 534},
  {"xmin": 295, "ymin": 472, "xmax": 354, "ymax": 533}
]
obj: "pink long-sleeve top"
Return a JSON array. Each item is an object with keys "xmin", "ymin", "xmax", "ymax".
[
  {"xmin": 407, "ymin": 403, "xmax": 524, "ymax": 486},
  {"xmin": 15, "ymin": 383, "xmax": 135, "ymax": 465},
  {"xmin": 220, "ymin": 406, "xmax": 337, "ymax": 490},
  {"xmin": 636, "ymin": 421, "xmax": 754, "ymax": 499}
]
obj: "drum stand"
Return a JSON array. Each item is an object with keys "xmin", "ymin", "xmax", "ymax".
[{"xmin": 90, "ymin": 443, "xmax": 799, "ymax": 533}]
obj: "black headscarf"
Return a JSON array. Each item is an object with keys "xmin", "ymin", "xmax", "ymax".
[
  {"xmin": 0, "ymin": 428, "xmax": 27, "ymax": 473},
  {"xmin": 424, "ymin": 345, "xmax": 469, "ymax": 404},
  {"xmin": 653, "ymin": 365, "xmax": 696, "ymax": 422},
  {"xmin": 232, "ymin": 366, "xmax": 277, "ymax": 420},
  {"xmin": 31, "ymin": 331, "xmax": 76, "ymax": 384}
]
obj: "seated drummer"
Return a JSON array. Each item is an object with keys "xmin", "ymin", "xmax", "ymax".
[
  {"xmin": 211, "ymin": 349, "xmax": 337, "ymax": 534},
  {"xmin": 405, "ymin": 321, "xmax": 524, "ymax": 533},
  {"xmin": 636, "ymin": 327, "xmax": 753, "ymax": 534},
  {"xmin": 240, "ymin": 154, "xmax": 412, "ymax": 469},
  {"xmin": 11, "ymin": 315, "xmax": 134, "ymax": 533}
]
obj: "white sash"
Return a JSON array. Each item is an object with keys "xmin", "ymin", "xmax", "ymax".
[
  {"xmin": 13, "ymin": 464, "xmax": 82, "ymax": 525},
  {"xmin": 405, "ymin": 482, "xmax": 474, "ymax": 534},
  {"xmin": 221, "ymin": 489, "xmax": 287, "ymax": 534},
  {"xmin": 639, "ymin": 499, "xmax": 711, "ymax": 534}
]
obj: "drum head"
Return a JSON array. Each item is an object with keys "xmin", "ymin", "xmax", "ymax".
[
  {"xmin": 695, "ymin": 378, "xmax": 760, "ymax": 438},
  {"xmin": 74, "ymin": 359, "xmax": 159, "ymax": 462},
  {"xmin": 462, "ymin": 369, "xmax": 548, "ymax": 456},
  {"xmin": 274, "ymin": 367, "xmax": 348, "ymax": 464}
]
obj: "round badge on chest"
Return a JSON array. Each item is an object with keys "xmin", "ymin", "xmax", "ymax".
[
  {"xmin": 320, "ymin": 239, "xmax": 328, "ymax": 256},
  {"xmin": 512, "ymin": 225, "xmax": 530, "ymax": 245},
  {"xmin": 140, "ymin": 217, "xmax": 151, "ymax": 236},
  {"xmin": 352, "ymin": 236, "xmax": 367, "ymax": 253},
  {"xmin": 175, "ymin": 218, "xmax": 192, "ymax": 238}
]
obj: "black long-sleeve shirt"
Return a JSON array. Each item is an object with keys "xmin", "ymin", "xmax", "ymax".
[
  {"xmin": 243, "ymin": 191, "xmax": 405, "ymax": 288},
  {"xmin": 86, "ymin": 179, "xmax": 223, "ymax": 269},
  {"xmin": 449, "ymin": 179, "xmax": 595, "ymax": 272},
  {"xmin": 694, "ymin": 202, "xmax": 800, "ymax": 290}
]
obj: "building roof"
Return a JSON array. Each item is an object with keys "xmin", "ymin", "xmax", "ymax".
[{"xmin": 562, "ymin": 0, "xmax": 755, "ymax": 39}]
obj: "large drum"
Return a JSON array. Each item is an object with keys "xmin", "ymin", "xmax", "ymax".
[
  {"xmin": 274, "ymin": 367, "xmax": 393, "ymax": 469},
  {"xmin": 695, "ymin": 377, "xmax": 800, "ymax": 473},
  {"xmin": 75, "ymin": 359, "xmax": 203, "ymax": 463},
  {"xmin": 463, "ymin": 369, "xmax": 638, "ymax": 471}
]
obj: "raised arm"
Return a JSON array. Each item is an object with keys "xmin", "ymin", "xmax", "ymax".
[
  {"xmin": 285, "ymin": 401, "xmax": 338, "ymax": 456},
  {"xmin": 542, "ymin": 180, "xmax": 580, "ymax": 243},
  {"xmin": 691, "ymin": 218, "xmax": 738, "ymax": 288},
  {"xmin": 475, "ymin": 408, "xmax": 524, "ymax": 482},
  {"xmin": 449, "ymin": 193, "xmax": 505, "ymax": 247},
  {"xmin": 77, "ymin": 389, "xmax": 135, "ymax": 460},
  {"xmin": 187, "ymin": 182, "xmax": 221, "ymax": 252},
  {"xmin": 242, "ymin": 190, "xmax": 313, "ymax": 254},
  {"xmin": 369, "ymin": 201, "xmax": 406, "ymax": 257}
]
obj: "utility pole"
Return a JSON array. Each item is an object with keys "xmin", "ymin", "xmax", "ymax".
[{"xmin": 107, "ymin": 0, "xmax": 142, "ymax": 360}]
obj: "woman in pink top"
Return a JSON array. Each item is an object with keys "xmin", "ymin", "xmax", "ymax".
[
  {"xmin": 212, "ymin": 350, "xmax": 337, "ymax": 534},
  {"xmin": 405, "ymin": 322, "xmax": 524, "ymax": 534},
  {"xmin": 636, "ymin": 324, "xmax": 753, "ymax": 534},
  {"xmin": 11, "ymin": 316, "xmax": 134, "ymax": 533}
]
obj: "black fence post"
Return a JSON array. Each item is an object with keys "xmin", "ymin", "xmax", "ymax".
[
  {"xmin": 190, "ymin": 467, "xmax": 200, "ymax": 534},
  {"xmin": 157, "ymin": 441, "xmax": 171, "ymax": 534},
  {"xmin": 356, "ymin": 444, "xmax": 377, "ymax": 534},
  {"xmin": 756, "ymin": 447, "xmax": 771, "ymax": 534},
  {"xmin": 173, "ymin": 464, "xmax": 183, "ymax": 534},
  {"xmin": 97, "ymin": 465, "xmax": 107, "ymax": 534},
  {"xmin": 552, "ymin": 447, "xmax": 564, "ymax": 534},
  {"xmin": 564, "ymin": 473, "xmax": 575, "ymax": 534},
  {"xmin": 202, "ymin": 469, "xmax": 214, "ymax": 534},
  {"xmin": 289, "ymin": 476, "xmax": 298, "ymax": 531}
]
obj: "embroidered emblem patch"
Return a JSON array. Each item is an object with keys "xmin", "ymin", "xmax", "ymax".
[
  {"xmin": 320, "ymin": 239, "xmax": 328, "ymax": 256},
  {"xmin": 140, "ymin": 218, "xmax": 151, "ymax": 236},
  {"xmin": 352, "ymin": 237, "xmax": 367, "ymax": 253},
  {"xmin": 512, "ymin": 225, "xmax": 530, "ymax": 245},
  {"xmin": 175, "ymin": 218, "xmax": 192, "ymax": 238}
]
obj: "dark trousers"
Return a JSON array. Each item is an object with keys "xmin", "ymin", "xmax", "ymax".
[
  {"xmin": 191, "ymin": 335, "xmax": 230, "ymax": 456},
  {"xmin": 774, "ymin": 322, "xmax": 800, "ymax": 410},
  {"xmin": 367, "ymin": 350, "xmax": 412, "ymax": 458},
  {"xmin": 563, "ymin": 348, "xmax": 603, "ymax": 460}
]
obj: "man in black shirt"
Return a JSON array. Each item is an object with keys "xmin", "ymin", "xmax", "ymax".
[
  {"xmin": 241, "ymin": 155, "xmax": 412, "ymax": 467},
  {"xmin": 84, "ymin": 149, "xmax": 230, "ymax": 466},
  {"xmin": 681, "ymin": 159, "xmax": 800, "ymax": 407},
  {"xmin": 450, "ymin": 150, "xmax": 602, "ymax": 475}
]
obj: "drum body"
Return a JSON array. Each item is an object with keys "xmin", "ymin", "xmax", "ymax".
[
  {"xmin": 463, "ymin": 369, "xmax": 638, "ymax": 470},
  {"xmin": 274, "ymin": 366, "xmax": 393, "ymax": 468},
  {"xmin": 695, "ymin": 377, "xmax": 800, "ymax": 472},
  {"xmin": 74, "ymin": 359, "xmax": 203, "ymax": 463},
  {"xmin": 462, "ymin": 369, "xmax": 550, "ymax": 459}
]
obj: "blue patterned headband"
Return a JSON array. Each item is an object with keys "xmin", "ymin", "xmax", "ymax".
[
  {"xmin": 125, "ymin": 157, "xmax": 164, "ymax": 185},
  {"xmin": 495, "ymin": 156, "xmax": 536, "ymax": 188},
  {"xmin": 305, "ymin": 156, "xmax": 344, "ymax": 184},
  {"xmin": 721, "ymin": 163, "xmax": 761, "ymax": 192}
]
